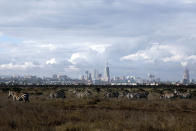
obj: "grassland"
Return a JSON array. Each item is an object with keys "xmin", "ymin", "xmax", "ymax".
[{"xmin": 0, "ymin": 86, "xmax": 196, "ymax": 131}]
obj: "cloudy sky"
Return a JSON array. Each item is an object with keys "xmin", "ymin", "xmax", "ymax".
[{"xmin": 0, "ymin": 0, "xmax": 196, "ymax": 80}]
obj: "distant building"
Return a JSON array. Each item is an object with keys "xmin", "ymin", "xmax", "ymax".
[
  {"xmin": 93, "ymin": 69, "xmax": 97, "ymax": 80},
  {"xmin": 88, "ymin": 73, "xmax": 92, "ymax": 82},
  {"xmin": 182, "ymin": 68, "xmax": 190, "ymax": 85},
  {"xmin": 80, "ymin": 75, "xmax": 85, "ymax": 81},
  {"xmin": 190, "ymin": 79, "xmax": 195, "ymax": 84},
  {"xmin": 104, "ymin": 63, "xmax": 110, "ymax": 84},
  {"xmin": 97, "ymin": 73, "xmax": 102, "ymax": 80},
  {"xmin": 52, "ymin": 74, "xmax": 58, "ymax": 79},
  {"xmin": 59, "ymin": 75, "xmax": 69, "ymax": 81},
  {"xmin": 148, "ymin": 73, "xmax": 155, "ymax": 82},
  {"xmin": 85, "ymin": 71, "xmax": 89, "ymax": 81},
  {"xmin": 93, "ymin": 80, "xmax": 101, "ymax": 85}
]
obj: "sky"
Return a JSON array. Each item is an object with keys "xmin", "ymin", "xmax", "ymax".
[{"xmin": 0, "ymin": 0, "xmax": 196, "ymax": 81}]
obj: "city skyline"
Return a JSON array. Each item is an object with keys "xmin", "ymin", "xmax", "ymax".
[
  {"xmin": 0, "ymin": 65, "xmax": 195, "ymax": 85},
  {"xmin": 0, "ymin": 64, "xmax": 193, "ymax": 83},
  {"xmin": 0, "ymin": 61, "xmax": 194, "ymax": 81},
  {"xmin": 0, "ymin": 0, "xmax": 196, "ymax": 81}
]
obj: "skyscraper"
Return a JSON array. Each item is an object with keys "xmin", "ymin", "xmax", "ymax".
[
  {"xmin": 182, "ymin": 68, "xmax": 190, "ymax": 85},
  {"xmin": 52, "ymin": 74, "xmax": 58, "ymax": 79},
  {"xmin": 93, "ymin": 69, "xmax": 97, "ymax": 80},
  {"xmin": 104, "ymin": 62, "xmax": 110, "ymax": 84},
  {"xmin": 88, "ymin": 73, "xmax": 92, "ymax": 82},
  {"xmin": 85, "ymin": 71, "xmax": 89, "ymax": 81}
]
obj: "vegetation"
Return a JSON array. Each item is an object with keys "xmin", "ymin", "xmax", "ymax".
[{"xmin": 0, "ymin": 86, "xmax": 196, "ymax": 131}]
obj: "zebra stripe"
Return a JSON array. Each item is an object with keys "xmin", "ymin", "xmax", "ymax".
[
  {"xmin": 49, "ymin": 89, "xmax": 65, "ymax": 98},
  {"xmin": 8, "ymin": 91, "xmax": 30, "ymax": 102}
]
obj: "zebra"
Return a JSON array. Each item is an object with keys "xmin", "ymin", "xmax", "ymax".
[
  {"xmin": 126, "ymin": 93, "xmax": 135, "ymax": 99},
  {"xmin": 8, "ymin": 91, "xmax": 30, "ymax": 103},
  {"xmin": 174, "ymin": 90, "xmax": 191, "ymax": 99},
  {"xmin": 135, "ymin": 92, "xmax": 148, "ymax": 99},
  {"xmin": 160, "ymin": 92, "xmax": 175, "ymax": 99},
  {"xmin": 126, "ymin": 92, "xmax": 148, "ymax": 99},
  {"xmin": 75, "ymin": 91, "xmax": 92, "ymax": 98},
  {"xmin": 49, "ymin": 89, "xmax": 65, "ymax": 99},
  {"xmin": 178, "ymin": 92, "xmax": 191, "ymax": 99},
  {"xmin": 104, "ymin": 91, "xmax": 119, "ymax": 98}
]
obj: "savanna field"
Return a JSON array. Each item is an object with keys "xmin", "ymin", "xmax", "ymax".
[{"xmin": 0, "ymin": 86, "xmax": 196, "ymax": 131}]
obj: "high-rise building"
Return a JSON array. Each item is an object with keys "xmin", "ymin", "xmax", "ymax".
[
  {"xmin": 104, "ymin": 63, "xmax": 110, "ymax": 84},
  {"xmin": 80, "ymin": 75, "xmax": 85, "ymax": 81},
  {"xmin": 85, "ymin": 71, "xmax": 89, "ymax": 81},
  {"xmin": 52, "ymin": 74, "xmax": 58, "ymax": 79},
  {"xmin": 148, "ymin": 73, "xmax": 155, "ymax": 82},
  {"xmin": 88, "ymin": 73, "xmax": 92, "ymax": 82},
  {"xmin": 93, "ymin": 69, "xmax": 97, "ymax": 80},
  {"xmin": 97, "ymin": 73, "xmax": 102, "ymax": 80},
  {"xmin": 182, "ymin": 68, "xmax": 190, "ymax": 85}
]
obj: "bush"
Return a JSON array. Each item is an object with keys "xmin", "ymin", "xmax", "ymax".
[
  {"xmin": 1, "ymin": 87, "xmax": 10, "ymax": 92},
  {"xmin": 12, "ymin": 87, "xmax": 22, "ymax": 92}
]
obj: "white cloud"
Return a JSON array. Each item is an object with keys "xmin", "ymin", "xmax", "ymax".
[
  {"xmin": 181, "ymin": 61, "xmax": 188, "ymax": 67},
  {"xmin": 121, "ymin": 44, "xmax": 171, "ymax": 63},
  {"xmin": 180, "ymin": 0, "xmax": 196, "ymax": 4},
  {"xmin": 22, "ymin": 40, "xmax": 57, "ymax": 51},
  {"xmin": 64, "ymin": 65, "xmax": 79, "ymax": 71},
  {"xmin": 121, "ymin": 52, "xmax": 150, "ymax": 61},
  {"xmin": 46, "ymin": 58, "xmax": 56, "ymax": 65},
  {"xmin": 131, "ymin": 0, "xmax": 196, "ymax": 4},
  {"xmin": 0, "ymin": 62, "xmax": 42, "ymax": 70},
  {"xmin": 188, "ymin": 55, "xmax": 196, "ymax": 60},
  {"xmin": 88, "ymin": 43, "xmax": 110, "ymax": 54},
  {"xmin": 162, "ymin": 55, "xmax": 184, "ymax": 63},
  {"xmin": 67, "ymin": 43, "xmax": 108, "ymax": 66},
  {"xmin": 1, "ymin": 0, "xmax": 196, "ymax": 79},
  {"xmin": 39, "ymin": 44, "xmax": 57, "ymax": 51},
  {"xmin": 121, "ymin": 44, "xmax": 196, "ymax": 66},
  {"xmin": 0, "ymin": 32, "xmax": 3, "ymax": 37},
  {"xmin": 68, "ymin": 53, "xmax": 87, "ymax": 65}
]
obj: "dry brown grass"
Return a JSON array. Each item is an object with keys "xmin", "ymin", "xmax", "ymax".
[{"xmin": 0, "ymin": 88, "xmax": 196, "ymax": 131}]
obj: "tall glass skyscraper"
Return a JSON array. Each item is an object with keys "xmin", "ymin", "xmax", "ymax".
[
  {"xmin": 104, "ymin": 63, "xmax": 110, "ymax": 84},
  {"xmin": 182, "ymin": 68, "xmax": 190, "ymax": 85}
]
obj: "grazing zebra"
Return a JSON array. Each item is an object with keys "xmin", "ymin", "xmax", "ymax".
[
  {"xmin": 49, "ymin": 89, "xmax": 65, "ymax": 99},
  {"xmin": 160, "ymin": 92, "xmax": 175, "ymax": 99},
  {"xmin": 75, "ymin": 91, "xmax": 92, "ymax": 98},
  {"xmin": 174, "ymin": 91, "xmax": 191, "ymax": 99},
  {"xmin": 178, "ymin": 92, "xmax": 191, "ymax": 99},
  {"xmin": 8, "ymin": 91, "xmax": 29, "ymax": 102},
  {"xmin": 126, "ymin": 93, "xmax": 135, "ymax": 99},
  {"xmin": 126, "ymin": 92, "xmax": 148, "ymax": 99},
  {"xmin": 104, "ymin": 91, "xmax": 119, "ymax": 98},
  {"xmin": 135, "ymin": 92, "xmax": 148, "ymax": 99}
]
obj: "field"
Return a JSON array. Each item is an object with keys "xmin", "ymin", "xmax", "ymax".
[{"xmin": 0, "ymin": 86, "xmax": 196, "ymax": 131}]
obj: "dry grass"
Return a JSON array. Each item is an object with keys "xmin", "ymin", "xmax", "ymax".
[{"xmin": 0, "ymin": 88, "xmax": 196, "ymax": 131}]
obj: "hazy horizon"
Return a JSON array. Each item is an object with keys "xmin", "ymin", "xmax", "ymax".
[{"xmin": 0, "ymin": 0, "xmax": 196, "ymax": 81}]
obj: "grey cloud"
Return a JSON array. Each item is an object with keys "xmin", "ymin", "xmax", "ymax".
[{"xmin": 0, "ymin": 0, "xmax": 196, "ymax": 80}]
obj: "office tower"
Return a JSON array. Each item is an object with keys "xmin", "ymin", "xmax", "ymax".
[
  {"xmin": 52, "ymin": 74, "xmax": 58, "ymax": 79},
  {"xmin": 98, "ymin": 73, "xmax": 102, "ymax": 80},
  {"xmin": 148, "ymin": 73, "xmax": 155, "ymax": 80},
  {"xmin": 182, "ymin": 68, "xmax": 190, "ymax": 85},
  {"xmin": 85, "ymin": 71, "xmax": 89, "ymax": 81},
  {"xmin": 93, "ymin": 69, "xmax": 97, "ymax": 80},
  {"xmin": 88, "ymin": 73, "xmax": 92, "ymax": 82},
  {"xmin": 104, "ymin": 63, "xmax": 110, "ymax": 83},
  {"xmin": 80, "ymin": 75, "xmax": 85, "ymax": 81}
]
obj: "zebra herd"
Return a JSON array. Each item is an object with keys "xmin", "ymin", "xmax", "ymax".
[
  {"xmin": 70, "ymin": 89, "xmax": 192, "ymax": 99},
  {"xmin": 103, "ymin": 91, "xmax": 148, "ymax": 99},
  {"xmin": 160, "ymin": 90, "xmax": 192, "ymax": 99},
  {"xmin": 7, "ymin": 88, "xmax": 193, "ymax": 103}
]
